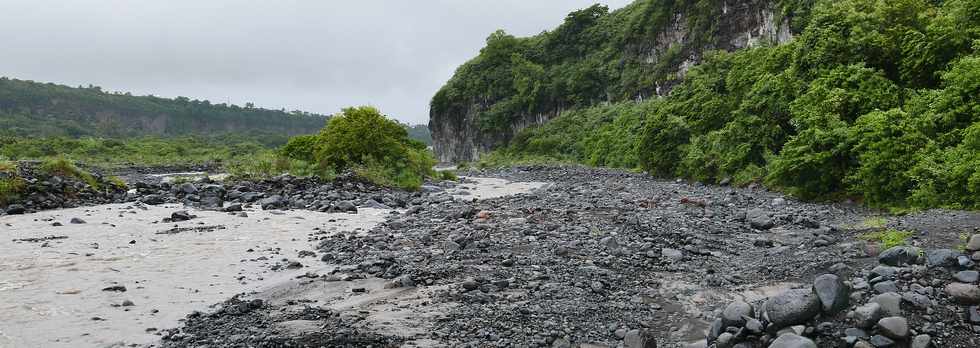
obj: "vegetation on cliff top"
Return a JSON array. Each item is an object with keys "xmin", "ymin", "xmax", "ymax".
[
  {"xmin": 472, "ymin": 0, "xmax": 980, "ymax": 210},
  {"xmin": 432, "ymin": 0, "xmax": 808, "ymax": 132}
]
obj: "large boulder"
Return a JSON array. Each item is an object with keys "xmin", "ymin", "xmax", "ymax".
[
  {"xmin": 876, "ymin": 317, "xmax": 909, "ymax": 340},
  {"xmin": 722, "ymin": 301, "xmax": 754, "ymax": 327},
  {"xmin": 259, "ymin": 195, "xmax": 285, "ymax": 210},
  {"xmin": 623, "ymin": 329, "xmax": 657, "ymax": 348},
  {"xmin": 813, "ymin": 274, "xmax": 849, "ymax": 313},
  {"xmin": 852, "ymin": 302, "xmax": 884, "ymax": 329},
  {"xmin": 878, "ymin": 246, "xmax": 924, "ymax": 266},
  {"xmin": 871, "ymin": 292, "xmax": 902, "ymax": 316},
  {"xmin": 140, "ymin": 194, "xmax": 166, "ymax": 205},
  {"xmin": 945, "ymin": 283, "xmax": 980, "ymax": 304},
  {"xmin": 764, "ymin": 289, "xmax": 821, "ymax": 329},
  {"xmin": 768, "ymin": 333, "xmax": 817, "ymax": 348},
  {"xmin": 967, "ymin": 234, "xmax": 980, "ymax": 251},
  {"xmin": 925, "ymin": 249, "xmax": 961, "ymax": 268},
  {"xmin": 5, "ymin": 204, "xmax": 25, "ymax": 215},
  {"xmin": 177, "ymin": 182, "xmax": 198, "ymax": 195},
  {"xmin": 746, "ymin": 208, "xmax": 775, "ymax": 230}
]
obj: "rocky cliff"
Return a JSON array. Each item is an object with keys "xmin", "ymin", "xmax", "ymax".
[{"xmin": 430, "ymin": 0, "xmax": 797, "ymax": 163}]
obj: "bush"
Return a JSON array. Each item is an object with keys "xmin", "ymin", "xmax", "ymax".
[
  {"xmin": 847, "ymin": 109, "xmax": 929, "ymax": 206},
  {"xmin": 0, "ymin": 176, "xmax": 26, "ymax": 204},
  {"xmin": 311, "ymin": 106, "xmax": 436, "ymax": 189},
  {"xmin": 638, "ymin": 112, "xmax": 689, "ymax": 177},
  {"xmin": 859, "ymin": 229, "xmax": 915, "ymax": 250},
  {"xmin": 440, "ymin": 0, "xmax": 980, "ymax": 210},
  {"xmin": 39, "ymin": 155, "xmax": 99, "ymax": 189},
  {"xmin": 0, "ymin": 158, "xmax": 14, "ymax": 173},
  {"xmin": 280, "ymin": 135, "xmax": 317, "ymax": 162}
]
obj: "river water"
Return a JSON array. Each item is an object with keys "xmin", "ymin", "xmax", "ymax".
[{"xmin": 0, "ymin": 177, "xmax": 546, "ymax": 348}]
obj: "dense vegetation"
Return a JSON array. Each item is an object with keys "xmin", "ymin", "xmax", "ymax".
[
  {"xmin": 0, "ymin": 77, "xmax": 328, "ymax": 146},
  {"xmin": 405, "ymin": 124, "xmax": 433, "ymax": 145},
  {"xmin": 475, "ymin": 0, "xmax": 980, "ymax": 210},
  {"xmin": 0, "ymin": 75, "xmax": 433, "ymax": 170},
  {"xmin": 276, "ymin": 106, "xmax": 440, "ymax": 189},
  {"xmin": 0, "ymin": 136, "xmax": 268, "ymax": 168},
  {"xmin": 432, "ymin": 0, "xmax": 811, "ymax": 132}
]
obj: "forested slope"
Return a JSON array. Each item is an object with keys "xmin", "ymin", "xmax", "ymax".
[
  {"xmin": 0, "ymin": 77, "xmax": 328, "ymax": 145},
  {"xmin": 434, "ymin": 0, "xmax": 980, "ymax": 209}
]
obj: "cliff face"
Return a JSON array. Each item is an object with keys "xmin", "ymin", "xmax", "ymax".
[{"xmin": 430, "ymin": 0, "xmax": 794, "ymax": 163}]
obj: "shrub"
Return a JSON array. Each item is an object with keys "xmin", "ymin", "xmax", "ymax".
[
  {"xmin": 280, "ymin": 135, "xmax": 317, "ymax": 162},
  {"xmin": 437, "ymin": 170, "xmax": 458, "ymax": 181},
  {"xmin": 0, "ymin": 158, "xmax": 15, "ymax": 173},
  {"xmin": 859, "ymin": 229, "xmax": 915, "ymax": 249},
  {"xmin": 39, "ymin": 155, "xmax": 99, "ymax": 189},
  {"xmin": 312, "ymin": 106, "xmax": 436, "ymax": 189},
  {"xmin": 638, "ymin": 112, "xmax": 690, "ymax": 177},
  {"xmin": 847, "ymin": 109, "xmax": 929, "ymax": 206},
  {"xmin": 0, "ymin": 176, "xmax": 26, "ymax": 204}
]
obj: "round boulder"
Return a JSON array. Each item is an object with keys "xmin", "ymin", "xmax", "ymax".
[
  {"xmin": 876, "ymin": 317, "xmax": 909, "ymax": 340},
  {"xmin": 722, "ymin": 301, "xmax": 754, "ymax": 327},
  {"xmin": 878, "ymin": 246, "xmax": 924, "ymax": 266},
  {"xmin": 768, "ymin": 333, "xmax": 817, "ymax": 348},
  {"xmin": 764, "ymin": 289, "xmax": 821, "ymax": 329},
  {"xmin": 813, "ymin": 274, "xmax": 849, "ymax": 313},
  {"xmin": 945, "ymin": 283, "xmax": 980, "ymax": 305}
]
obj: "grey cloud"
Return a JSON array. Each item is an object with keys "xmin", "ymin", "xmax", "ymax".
[{"xmin": 0, "ymin": 0, "xmax": 632, "ymax": 124}]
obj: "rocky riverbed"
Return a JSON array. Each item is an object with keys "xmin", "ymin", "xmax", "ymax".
[{"xmin": 3, "ymin": 165, "xmax": 979, "ymax": 348}]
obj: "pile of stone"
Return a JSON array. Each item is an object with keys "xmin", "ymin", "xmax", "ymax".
[
  {"xmin": 708, "ymin": 235, "xmax": 980, "ymax": 347},
  {"xmin": 131, "ymin": 172, "xmax": 427, "ymax": 212},
  {"xmin": 1, "ymin": 162, "xmax": 128, "ymax": 215}
]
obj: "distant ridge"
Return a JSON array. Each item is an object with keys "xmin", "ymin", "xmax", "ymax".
[{"xmin": 0, "ymin": 77, "xmax": 328, "ymax": 145}]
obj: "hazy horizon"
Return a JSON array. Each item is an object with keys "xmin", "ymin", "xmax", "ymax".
[{"xmin": 0, "ymin": 0, "xmax": 631, "ymax": 124}]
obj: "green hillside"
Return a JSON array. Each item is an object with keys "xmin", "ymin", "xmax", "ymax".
[
  {"xmin": 441, "ymin": 0, "xmax": 980, "ymax": 209},
  {"xmin": 0, "ymin": 77, "xmax": 328, "ymax": 146}
]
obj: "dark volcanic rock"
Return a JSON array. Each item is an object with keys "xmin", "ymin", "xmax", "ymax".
[
  {"xmin": 746, "ymin": 208, "xmax": 775, "ymax": 230},
  {"xmin": 878, "ymin": 246, "xmax": 924, "ymax": 266},
  {"xmin": 813, "ymin": 274, "xmax": 849, "ymax": 313},
  {"xmin": 5, "ymin": 204, "xmax": 26, "ymax": 215},
  {"xmin": 765, "ymin": 289, "xmax": 821, "ymax": 329},
  {"xmin": 925, "ymin": 249, "xmax": 960, "ymax": 268},
  {"xmin": 946, "ymin": 283, "xmax": 980, "ymax": 304},
  {"xmin": 170, "ymin": 210, "xmax": 194, "ymax": 222},
  {"xmin": 768, "ymin": 334, "xmax": 817, "ymax": 348}
]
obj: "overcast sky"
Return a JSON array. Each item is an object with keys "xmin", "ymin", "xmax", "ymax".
[{"xmin": 0, "ymin": 1, "xmax": 631, "ymax": 124}]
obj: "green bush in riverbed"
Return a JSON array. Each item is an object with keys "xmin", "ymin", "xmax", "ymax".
[
  {"xmin": 0, "ymin": 176, "xmax": 25, "ymax": 204},
  {"xmin": 272, "ymin": 106, "xmax": 437, "ymax": 190}
]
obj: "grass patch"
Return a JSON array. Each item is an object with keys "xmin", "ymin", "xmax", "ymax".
[
  {"xmin": 475, "ymin": 151, "xmax": 578, "ymax": 169},
  {"xmin": 860, "ymin": 216, "xmax": 888, "ymax": 229},
  {"xmin": 226, "ymin": 151, "xmax": 335, "ymax": 181},
  {"xmin": 859, "ymin": 229, "xmax": 915, "ymax": 250},
  {"xmin": 107, "ymin": 176, "xmax": 128, "ymax": 189},
  {"xmin": 955, "ymin": 233, "xmax": 970, "ymax": 252},
  {"xmin": 437, "ymin": 170, "xmax": 458, "ymax": 181},
  {"xmin": 352, "ymin": 159, "xmax": 424, "ymax": 191},
  {"xmin": 39, "ymin": 156, "xmax": 100, "ymax": 189},
  {"xmin": 0, "ymin": 158, "xmax": 15, "ymax": 173},
  {"xmin": 0, "ymin": 176, "xmax": 26, "ymax": 204}
]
